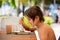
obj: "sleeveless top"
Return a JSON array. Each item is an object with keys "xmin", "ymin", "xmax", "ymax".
[{"xmin": 34, "ymin": 30, "xmax": 40, "ymax": 40}]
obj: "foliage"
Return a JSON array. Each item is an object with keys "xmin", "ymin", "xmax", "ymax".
[
  {"xmin": 10, "ymin": 0, "xmax": 16, "ymax": 8},
  {"xmin": 0, "ymin": 0, "xmax": 2, "ymax": 7}
]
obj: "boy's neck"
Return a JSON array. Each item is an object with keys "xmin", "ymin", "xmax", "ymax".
[{"xmin": 37, "ymin": 21, "xmax": 44, "ymax": 28}]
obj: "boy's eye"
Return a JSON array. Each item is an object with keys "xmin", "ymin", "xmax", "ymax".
[
  {"xmin": 26, "ymin": 17, "xmax": 31, "ymax": 21},
  {"xmin": 28, "ymin": 18, "xmax": 31, "ymax": 21}
]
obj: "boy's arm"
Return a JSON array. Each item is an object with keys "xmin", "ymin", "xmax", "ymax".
[
  {"xmin": 48, "ymin": 28, "xmax": 56, "ymax": 40},
  {"xmin": 22, "ymin": 22, "xmax": 36, "ymax": 31},
  {"xmin": 19, "ymin": 18, "xmax": 36, "ymax": 32}
]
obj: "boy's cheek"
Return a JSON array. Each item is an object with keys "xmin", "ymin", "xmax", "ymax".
[
  {"xmin": 29, "ymin": 20, "xmax": 33, "ymax": 24},
  {"xmin": 33, "ymin": 21, "xmax": 37, "ymax": 26}
]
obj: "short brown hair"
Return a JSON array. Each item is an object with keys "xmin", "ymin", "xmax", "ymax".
[{"xmin": 24, "ymin": 6, "xmax": 44, "ymax": 22}]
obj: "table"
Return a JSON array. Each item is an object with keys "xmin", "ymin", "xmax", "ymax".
[{"xmin": 0, "ymin": 33, "xmax": 36, "ymax": 40}]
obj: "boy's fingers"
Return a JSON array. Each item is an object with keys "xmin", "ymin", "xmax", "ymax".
[{"xmin": 19, "ymin": 17, "xmax": 24, "ymax": 24}]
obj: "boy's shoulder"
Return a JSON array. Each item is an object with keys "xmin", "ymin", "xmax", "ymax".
[{"xmin": 43, "ymin": 24, "xmax": 53, "ymax": 32}]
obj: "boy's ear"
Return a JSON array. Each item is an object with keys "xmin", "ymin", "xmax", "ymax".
[{"xmin": 35, "ymin": 16, "xmax": 39, "ymax": 21}]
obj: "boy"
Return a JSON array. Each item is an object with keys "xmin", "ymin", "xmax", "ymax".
[{"xmin": 19, "ymin": 6, "xmax": 56, "ymax": 40}]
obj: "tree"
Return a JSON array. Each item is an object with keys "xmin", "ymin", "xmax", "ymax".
[
  {"xmin": 9, "ymin": 0, "xmax": 16, "ymax": 8},
  {"xmin": 56, "ymin": 0, "xmax": 60, "ymax": 4},
  {"xmin": 45, "ymin": 0, "xmax": 60, "ymax": 4},
  {"xmin": 0, "ymin": 0, "xmax": 2, "ymax": 7}
]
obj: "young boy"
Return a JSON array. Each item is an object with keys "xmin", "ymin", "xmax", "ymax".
[{"xmin": 19, "ymin": 6, "xmax": 56, "ymax": 40}]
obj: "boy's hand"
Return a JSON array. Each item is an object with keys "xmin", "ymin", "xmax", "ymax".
[{"xmin": 19, "ymin": 17, "xmax": 24, "ymax": 25}]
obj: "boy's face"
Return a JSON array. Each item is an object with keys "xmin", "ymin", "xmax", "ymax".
[{"xmin": 26, "ymin": 16, "xmax": 39, "ymax": 26}]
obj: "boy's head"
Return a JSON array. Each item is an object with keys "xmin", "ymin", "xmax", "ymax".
[{"xmin": 24, "ymin": 6, "xmax": 44, "ymax": 25}]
